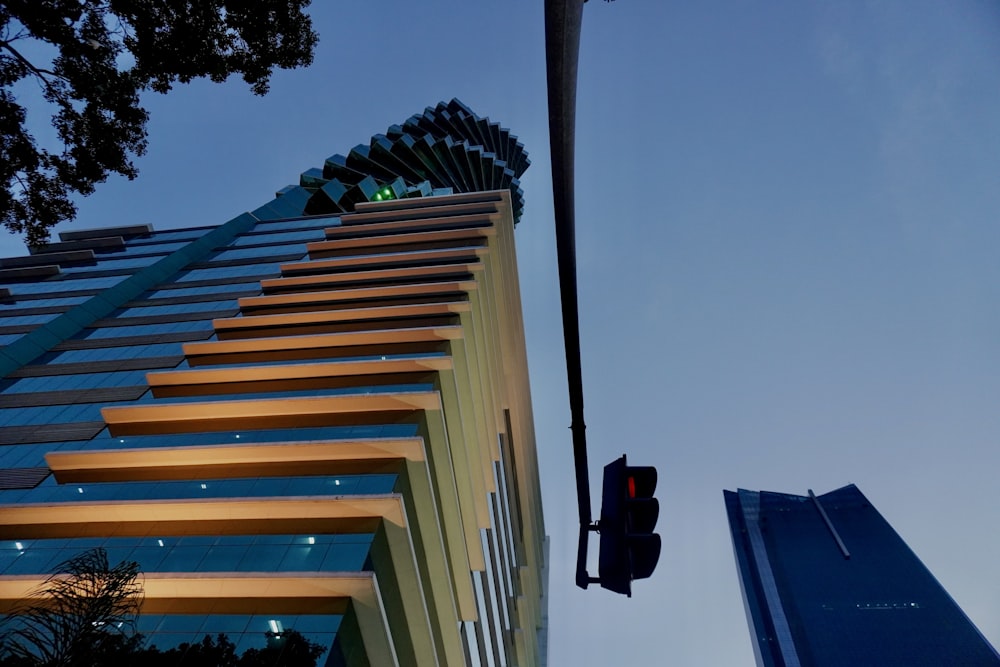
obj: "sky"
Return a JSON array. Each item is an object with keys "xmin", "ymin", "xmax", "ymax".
[{"xmin": 3, "ymin": 1, "xmax": 1000, "ymax": 663}]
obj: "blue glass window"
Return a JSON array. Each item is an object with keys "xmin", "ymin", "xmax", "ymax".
[
  {"xmin": 0, "ymin": 313, "xmax": 61, "ymax": 326},
  {"xmin": 93, "ymin": 241, "xmax": 190, "ymax": 257},
  {"xmin": 115, "ymin": 301, "xmax": 239, "ymax": 318},
  {"xmin": 0, "ymin": 370, "xmax": 148, "ymax": 393},
  {"xmin": 144, "ymin": 285, "xmax": 261, "ymax": 299},
  {"xmin": 0, "ymin": 295, "xmax": 90, "ymax": 308},
  {"xmin": 59, "ymin": 256, "xmax": 165, "ymax": 273},
  {"xmin": 81, "ymin": 320, "xmax": 214, "ymax": 339},
  {"xmin": 231, "ymin": 229, "xmax": 326, "ymax": 246},
  {"xmin": 173, "ymin": 264, "xmax": 284, "ymax": 282},
  {"xmin": 41, "ymin": 343, "xmax": 184, "ymax": 364},
  {"xmin": 208, "ymin": 247, "xmax": 306, "ymax": 261},
  {"xmin": 128, "ymin": 228, "xmax": 213, "ymax": 244},
  {"xmin": 0, "ymin": 401, "xmax": 116, "ymax": 426},
  {"xmin": 0, "ymin": 443, "xmax": 75, "ymax": 473},
  {"xmin": 17, "ymin": 473, "xmax": 396, "ymax": 504},
  {"xmin": 135, "ymin": 613, "xmax": 340, "ymax": 655},
  {"xmin": 249, "ymin": 216, "xmax": 339, "ymax": 232},
  {"xmin": 0, "ymin": 275, "xmax": 126, "ymax": 294},
  {"xmin": 0, "ymin": 534, "xmax": 373, "ymax": 576}
]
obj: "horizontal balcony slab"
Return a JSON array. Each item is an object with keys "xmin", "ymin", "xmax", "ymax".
[
  {"xmin": 279, "ymin": 247, "xmax": 488, "ymax": 277},
  {"xmin": 239, "ymin": 280, "xmax": 477, "ymax": 314},
  {"xmin": 183, "ymin": 326, "xmax": 462, "ymax": 367},
  {"xmin": 307, "ymin": 227, "xmax": 494, "ymax": 260},
  {"xmin": 46, "ymin": 438, "xmax": 424, "ymax": 483},
  {"xmin": 147, "ymin": 357, "xmax": 453, "ymax": 398},
  {"xmin": 0, "ymin": 495, "xmax": 405, "ymax": 539},
  {"xmin": 260, "ymin": 261, "xmax": 483, "ymax": 294},
  {"xmin": 212, "ymin": 302, "xmax": 470, "ymax": 340},
  {"xmin": 324, "ymin": 213, "xmax": 495, "ymax": 240},
  {"xmin": 102, "ymin": 391, "xmax": 441, "ymax": 436}
]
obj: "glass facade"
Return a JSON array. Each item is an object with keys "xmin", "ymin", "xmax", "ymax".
[
  {"xmin": 1, "ymin": 534, "xmax": 373, "ymax": 577},
  {"xmin": 725, "ymin": 485, "xmax": 1000, "ymax": 666},
  {"xmin": 136, "ymin": 613, "xmax": 342, "ymax": 656},
  {"xmin": 0, "ymin": 100, "xmax": 547, "ymax": 667}
]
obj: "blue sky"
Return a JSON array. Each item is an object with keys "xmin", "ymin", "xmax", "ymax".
[{"xmin": 3, "ymin": 1, "xmax": 999, "ymax": 663}]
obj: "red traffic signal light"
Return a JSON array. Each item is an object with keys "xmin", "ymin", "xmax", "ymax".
[{"xmin": 597, "ymin": 455, "xmax": 661, "ymax": 596}]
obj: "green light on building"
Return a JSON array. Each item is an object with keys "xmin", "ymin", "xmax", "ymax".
[{"xmin": 372, "ymin": 186, "xmax": 394, "ymax": 202}]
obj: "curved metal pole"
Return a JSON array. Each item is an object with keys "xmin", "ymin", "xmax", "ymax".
[{"xmin": 544, "ymin": 0, "xmax": 595, "ymax": 589}]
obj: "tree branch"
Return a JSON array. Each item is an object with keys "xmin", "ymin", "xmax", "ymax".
[
  {"xmin": 11, "ymin": 171, "xmax": 29, "ymax": 195},
  {"xmin": 0, "ymin": 38, "xmax": 67, "ymax": 91}
]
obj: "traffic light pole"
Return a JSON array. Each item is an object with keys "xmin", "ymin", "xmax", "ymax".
[
  {"xmin": 546, "ymin": 0, "xmax": 663, "ymax": 596},
  {"xmin": 544, "ymin": 0, "xmax": 601, "ymax": 590}
]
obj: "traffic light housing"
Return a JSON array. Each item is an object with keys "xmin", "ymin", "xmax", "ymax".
[{"xmin": 597, "ymin": 455, "xmax": 661, "ymax": 596}]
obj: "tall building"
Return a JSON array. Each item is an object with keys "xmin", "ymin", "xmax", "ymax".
[
  {"xmin": 725, "ymin": 484, "xmax": 999, "ymax": 667},
  {"xmin": 0, "ymin": 100, "xmax": 548, "ymax": 667}
]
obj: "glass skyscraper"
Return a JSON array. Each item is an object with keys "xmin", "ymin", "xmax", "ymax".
[
  {"xmin": 725, "ymin": 484, "xmax": 999, "ymax": 666},
  {"xmin": 0, "ymin": 100, "xmax": 548, "ymax": 667}
]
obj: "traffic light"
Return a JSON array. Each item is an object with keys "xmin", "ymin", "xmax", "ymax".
[{"xmin": 597, "ymin": 454, "xmax": 661, "ymax": 596}]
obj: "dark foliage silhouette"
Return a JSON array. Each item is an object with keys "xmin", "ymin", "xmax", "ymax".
[
  {"xmin": 0, "ymin": 546, "xmax": 328, "ymax": 666},
  {"xmin": 0, "ymin": 547, "xmax": 142, "ymax": 666},
  {"xmin": 0, "ymin": 1, "xmax": 317, "ymax": 246}
]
